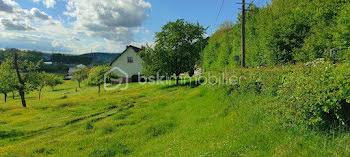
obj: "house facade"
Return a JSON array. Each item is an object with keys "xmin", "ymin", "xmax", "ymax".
[{"xmin": 110, "ymin": 45, "xmax": 144, "ymax": 82}]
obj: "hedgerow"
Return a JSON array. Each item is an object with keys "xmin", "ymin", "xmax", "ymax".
[
  {"xmin": 277, "ymin": 63, "xmax": 350, "ymax": 129},
  {"xmin": 214, "ymin": 63, "xmax": 350, "ymax": 130}
]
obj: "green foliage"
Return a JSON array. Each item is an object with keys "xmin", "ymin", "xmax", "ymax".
[
  {"xmin": 40, "ymin": 64, "xmax": 69, "ymax": 74},
  {"xmin": 203, "ymin": 0, "xmax": 350, "ymax": 71},
  {"xmin": 1, "ymin": 80, "xmax": 350, "ymax": 156},
  {"xmin": 278, "ymin": 63, "xmax": 350, "ymax": 129},
  {"xmin": 0, "ymin": 59, "xmax": 17, "ymax": 99},
  {"xmin": 214, "ymin": 62, "xmax": 350, "ymax": 130},
  {"xmin": 72, "ymin": 67, "xmax": 89, "ymax": 87},
  {"xmin": 45, "ymin": 74, "xmax": 63, "ymax": 90},
  {"xmin": 333, "ymin": 2, "xmax": 350, "ymax": 62},
  {"xmin": 139, "ymin": 19, "xmax": 207, "ymax": 82},
  {"xmin": 51, "ymin": 53, "xmax": 92, "ymax": 65},
  {"xmin": 88, "ymin": 66, "xmax": 110, "ymax": 93},
  {"xmin": 88, "ymin": 66, "xmax": 110, "ymax": 86},
  {"xmin": 0, "ymin": 49, "xmax": 44, "ymax": 63}
]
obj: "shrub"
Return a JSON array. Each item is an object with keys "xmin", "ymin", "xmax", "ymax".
[
  {"xmin": 213, "ymin": 62, "xmax": 350, "ymax": 130},
  {"xmin": 277, "ymin": 63, "xmax": 350, "ymax": 129}
]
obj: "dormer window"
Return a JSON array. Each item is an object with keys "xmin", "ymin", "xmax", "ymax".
[{"xmin": 128, "ymin": 57, "xmax": 133, "ymax": 63}]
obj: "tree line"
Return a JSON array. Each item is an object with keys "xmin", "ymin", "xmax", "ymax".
[
  {"xmin": 203, "ymin": 0, "xmax": 350, "ymax": 71},
  {"xmin": 0, "ymin": 49, "xmax": 92, "ymax": 66}
]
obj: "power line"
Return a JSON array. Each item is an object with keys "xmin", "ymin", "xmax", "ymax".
[
  {"xmin": 215, "ymin": 0, "xmax": 225, "ymax": 25},
  {"xmin": 210, "ymin": 0, "xmax": 225, "ymax": 33}
]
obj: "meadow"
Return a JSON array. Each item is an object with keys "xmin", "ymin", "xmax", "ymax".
[{"xmin": 0, "ymin": 80, "xmax": 349, "ymax": 156}]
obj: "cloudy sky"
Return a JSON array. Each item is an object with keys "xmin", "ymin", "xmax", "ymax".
[{"xmin": 0, "ymin": 0, "xmax": 269, "ymax": 54}]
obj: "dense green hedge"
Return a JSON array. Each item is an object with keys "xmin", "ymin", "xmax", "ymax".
[
  {"xmin": 203, "ymin": 0, "xmax": 350, "ymax": 71},
  {"xmin": 278, "ymin": 63, "xmax": 350, "ymax": 129},
  {"xmin": 213, "ymin": 63, "xmax": 350, "ymax": 130}
]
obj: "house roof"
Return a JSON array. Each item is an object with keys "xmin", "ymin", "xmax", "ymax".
[{"xmin": 110, "ymin": 45, "xmax": 142, "ymax": 66}]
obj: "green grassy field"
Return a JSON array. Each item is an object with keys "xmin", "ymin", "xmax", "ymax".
[{"xmin": 0, "ymin": 81, "xmax": 349, "ymax": 156}]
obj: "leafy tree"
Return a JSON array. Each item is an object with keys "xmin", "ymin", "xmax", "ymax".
[
  {"xmin": 11, "ymin": 49, "xmax": 42, "ymax": 107},
  {"xmin": 46, "ymin": 74, "xmax": 63, "ymax": 91},
  {"xmin": 88, "ymin": 66, "xmax": 110, "ymax": 93},
  {"xmin": 0, "ymin": 59, "xmax": 16, "ymax": 103},
  {"xmin": 72, "ymin": 67, "xmax": 89, "ymax": 88},
  {"xmin": 31, "ymin": 72, "xmax": 55, "ymax": 100},
  {"xmin": 139, "ymin": 19, "xmax": 207, "ymax": 84},
  {"xmin": 333, "ymin": 2, "xmax": 350, "ymax": 61}
]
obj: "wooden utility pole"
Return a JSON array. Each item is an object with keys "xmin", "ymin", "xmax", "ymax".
[{"xmin": 241, "ymin": 0, "xmax": 246, "ymax": 68}]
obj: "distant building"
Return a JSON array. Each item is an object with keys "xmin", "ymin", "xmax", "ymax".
[
  {"xmin": 110, "ymin": 45, "xmax": 144, "ymax": 83},
  {"xmin": 76, "ymin": 64, "xmax": 86, "ymax": 68},
  {"xmin": 65, "ymin": 64, "xmax": 87, "ymax": 80}
]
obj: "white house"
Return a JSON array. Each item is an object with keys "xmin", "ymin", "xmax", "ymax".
[{"xmin": 110, "ymin": 45, "xmax": 144, "ymax": 82}]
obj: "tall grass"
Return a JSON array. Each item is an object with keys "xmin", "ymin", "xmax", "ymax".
[{"xmin": 0, "ymin": 78, "xmax": 349, "ymax": 156}]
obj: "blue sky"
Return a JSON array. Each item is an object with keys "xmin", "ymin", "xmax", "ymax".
[{"xmin": 0, "ymin": 0, "xmax": 270, "ymax": 54}]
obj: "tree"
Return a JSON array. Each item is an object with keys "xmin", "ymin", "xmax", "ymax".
[
  {"xmin": 46, "ymin": 74, "xmax": 63, "ymax": 91},
  {"xmin": 11, "ymin": 49, "xmax": 41, "ymax": 107},
  {"xmin": 72, "ymin": 67, "xmax": 89, "ymax": 88},
  {"xmin": 31, "ymin": 72, "xmax": 51, "ymax": 100},
  {"xmin": 0, "ymin": 59, "xmax": 16, "ymax": 103},
  {"xmin": 88, "ymin": 66, "xmax": 110, "ymax": 93},
  {"xmin": 139, "ymin": 19, "xmax": 206, "ymax": 84}
]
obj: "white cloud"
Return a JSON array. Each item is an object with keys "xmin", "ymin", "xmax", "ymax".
[
  {"xmin": 0, "ymin": 32, "xmax": 46, "ymax": 41},
  {"xmin": 33, "ymin": 0, "xmax": 56, "ymax": 8},
  {"xmin": 1, "ymin": 18, "xmax": 34, "ymax": 30},
  {"xmin": 0, "ymin": 0, "xmax": 54, "ymax": 31},
  {"xmin": 0, "ymin": 0, "xmax": 19, "ymax": 13},
  {"xmin": 0, "ymin": 0, "xmax": 154, "ymax": 54},
  {"xmin": 29, "ymin": 8, "xmax": 50, "ymax": 20},
  {"xmin": 65, "ymin": 0, "xmax": 151, "ymax": 43}
]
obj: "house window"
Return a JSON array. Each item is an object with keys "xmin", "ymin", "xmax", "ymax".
[{"xmin": 127, "ymin": 57, "xmax": 133, "ymax": 63}]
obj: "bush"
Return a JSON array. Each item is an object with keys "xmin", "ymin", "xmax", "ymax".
[
  {"xmin": 213, "ymin": 62, "xmax": 350, "ymax": 130},
  {"xmin": 218, "ymin": 66, "xmax": 290, "ymax": 95},
  {"xmin": 277, "ymin": 63, "xmax": 350, "ymax": 129}
]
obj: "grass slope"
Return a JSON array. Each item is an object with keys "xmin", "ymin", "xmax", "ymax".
[{"xmin": 0, "ymin": 81, "xmax": 349, "ymax": 156}]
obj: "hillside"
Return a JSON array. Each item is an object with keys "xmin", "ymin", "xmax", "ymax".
[
  {"xmin": 0, "ymin": 80, "xmax": 349, "ymax": 156},
  {"xmin": 80, "ymin": 53, "xmax": 121, "ymax": 65},
  {"xmin": 203, "ymin": 0, "xmax": 350, "ymax": 71}
]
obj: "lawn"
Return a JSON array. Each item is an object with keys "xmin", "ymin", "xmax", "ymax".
[{"xmin": 0, "ymin": 80, "xmax": 349, "ymax": 156}]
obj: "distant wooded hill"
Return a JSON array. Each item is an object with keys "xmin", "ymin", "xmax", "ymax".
[
  {"xmin": 80, "ymin": 53, "xmax": 121, "ymax": 65},
  {"xmin": 0, "ymin": 49, "xmax": 121, "ymax": 65}
]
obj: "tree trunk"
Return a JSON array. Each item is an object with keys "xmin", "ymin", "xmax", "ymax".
[
  {"xmin": 78, "ymin": 81, "xmax": 81, "ymax": 88},
  {"xmin": 4, "ymin": 93, "xmax": 7, "ymax": 103},
  {"xmin": 14, "ymin": 51, "xmax": 27, "ymax": 108},
  {"xmin": 19, "ymin": 90, "xmax": 26, "ymax": 107},
  {"xmin": 98, "ymin": 85, "xmax": 101, "ymax": 93},
  {"xmin": 38, "ymin": 87, "xmax": 43, "ymax": 100},
  {"xmin": 176, "ymin": 74, "xmax": 180, "ymax": 85},
  {"xmin": 12, "ymin": 91, "xmax": 14, "ymax": 99}
]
